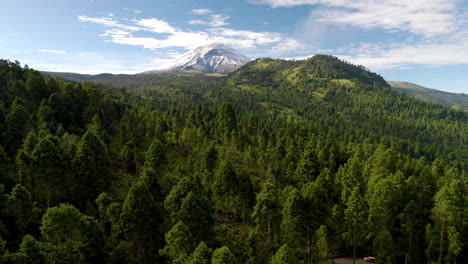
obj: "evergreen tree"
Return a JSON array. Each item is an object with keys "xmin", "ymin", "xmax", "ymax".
[
  {"xmin": 73, "ymin": 130, "xmax": 111, "ymax": 202},
  {"xmin": 189, "ymin": 242, "xmax": 212, "ymax": 264},
  {"xmin": 25, "ymin": 71, "xmax": 49, "ymax": 106},
  {"xmin": 40, "ymin": 204, "xmax": 85, "ymax": 264},
  {"xmin": 2, "ymin": 184, "xmax": 36, "ymax": 242},
  {"xmin": 9, "ymin": 234, "xmax": 46, "ymax": 264},
  {"xmin": 295, "ymin": 138, "xmax": 319, "ymax": 183},
  {"xmin": 3, "ymin": 101, "xmax": 31, "ymax": 154},
  {"xmin": 212, "ymin": 159, "xmax": 238, "ymax": 221},
  {"xmin": 117, "ymin": 181, "xmax": 162, "ymax": 264},
  {"xmin": 212, "ymin": 246, "xmax": 236, "ymax": 264},
  {"xmin": 175, "ymin": 192, "xmax": 214, "ymax": 242},
  {"xmin": 159, "ymin": 221, "xmax": 194, "ymax": 264},
  {"xmin": 271, "ymin": 244, "xmax": 297, "ymax": 264},
  {"xmin": 141, "ymin": 138, "xmax": 166, "ymax": 197},
  {"xmin": 373, "ymin": 230, "xmax": 394, "ymax": 264},
  {"xmin": 32, "ymin": 135, "xmax": 65, "ymax": 207},
  {"xmin": 217, "ymin": 102, "xmax": 237, "ymax": 136},
  {"xmin": 344, "ymin": 187, "xmax": 367, "ymax": 264}
]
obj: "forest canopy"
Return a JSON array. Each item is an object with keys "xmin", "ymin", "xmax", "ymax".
[{"xmin": 0, "ymin": 56, "xmax": 466, "ymax": 264}]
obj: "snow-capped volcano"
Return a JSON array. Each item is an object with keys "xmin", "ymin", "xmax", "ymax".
[{"xmin": 167, "ymin": 43, "xmax": 250, "ymax": 74}]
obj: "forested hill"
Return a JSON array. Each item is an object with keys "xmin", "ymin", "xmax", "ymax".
[
  {"xmin": 388, "ymin": 81, "xmax": 468, "ymax": 111},
  {"xmin": 43, "ymin": 70, "xmax": 224, "ymax": 93},
  {"xmin": 0, "ymin": 57, "xmax": 467, "ymax": 264},
  {"xmin": 212, "ymin": 56, "xmax": 467, "ymax": 161}
]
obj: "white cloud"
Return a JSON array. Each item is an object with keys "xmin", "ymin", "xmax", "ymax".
[
  {"xmin": 133, "ymin": 9, "xmax": 142, "ymax": 14},
  {"xmin": 251, "ymin": 0, "xmax": 459, "ymax": 37},
  {"xmin": 272, "ymin": 38, "xmax": 306, "ymax": 53},
  {"xmin": 78, "ymin": 14, "xmax": 295, "ymax": 51},
  {"xmin": 192, "ymin": 8, "xmax": 212, "ymax": 15},
  {"xmin": 77, "ymin": 52, "xmax": 97, "ymax": 57},
  {"xmin": 337, "ymin": 37, "xmax": 468, "ymax": 70},
  {"xmin": 189, "ymin": 14, "xmax": 230, "ymax": 27},
  {"xmin": 78, "ymin": 15, "xmax": 141, "ymax": 31},
  {"xmin": 135, "ymin": 18, "xmax": 176, "ymax": 33},
  {"xmin": 38, "ymin": 49, "xmax": 67, "ymax": 54}
]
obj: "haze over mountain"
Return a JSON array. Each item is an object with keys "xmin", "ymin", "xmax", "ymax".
[
  {"xmin": 388, "ymin": 81, "xmax": 468, "ymax": 111},
  {"xmin": 143, "ymin": 43, "xmax": 251, "ymax": 74}
]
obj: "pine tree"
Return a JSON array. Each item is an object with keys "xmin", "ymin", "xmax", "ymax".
[
  {"xmin": 117, "ymin": 181, "xmax": 163, "ymax": 264},
  {"xmin": 159, "ymin": 221, "xmax": 194, "ymax": 264},
  {"xmin": 32, "ymin": 135, "xmax": 65, "ymax": 207},
  {"xmin": 212, "ymin": 159, "xmax": 238, "ymax": 221},
  {"xmin": 40, "ymin": 204, "xmax": 86, "ymax": 264},
  {"xmin": 73, "ymin": 130, "xmax": 111, "ymax": 202},
  {"xmin": 217, "ymin": 102, "xmax": 237, "ymax": 136},
  {"xmin": 212, "ymin": 246, "xmax": 236, "ymax": 264},
  {"xmin": 373, "ymin": 230, "xmax": 394, "ymax": 264},
  {"xmin": 3, "ymin": 100, "xmax": 31, "ymax": 154},
  {"xmin": 271, "ymin": 244, "xmax": 297, "ymax": 264},
  {"xmin": 189, "ymin": 242, "xmax": 212, "ymax": 264}
]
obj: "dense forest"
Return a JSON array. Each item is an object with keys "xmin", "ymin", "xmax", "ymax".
[
  {"xmin": 388, "ymin": 81, "xmax": 468, "ymax": 111},
  {"xmin": 0, "ymin": 56, "xmax": 466, "ymax": 264}
]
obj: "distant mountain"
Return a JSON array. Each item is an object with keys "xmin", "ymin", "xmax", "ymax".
[
  {"xmin": 143, "ymin": 43, "xmax": 250, "ymax": 74},
  {"xmin": 388, "ymin": 81, "xmax": 468, "ymax": 111},
  {"xmin": 42, "ymin": 70, "xmax": 223, "ymax": 92}
]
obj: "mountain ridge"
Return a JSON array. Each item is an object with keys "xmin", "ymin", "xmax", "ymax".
[
  {"xmin": 143, "ymin": 43, "xmax": 250, "ymax": 74},
  {"xmin": 388, "ymin": 81, "xmax": 468, "ymax": 110}
]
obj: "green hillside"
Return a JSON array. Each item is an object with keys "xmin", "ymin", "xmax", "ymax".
[
  {"xmin": 388, "ymin": 81, "xmax": 468, "ymax": 111},
  {"xmin": 0, "ymin": 56, "xmax": 466, "ymax": 264}
]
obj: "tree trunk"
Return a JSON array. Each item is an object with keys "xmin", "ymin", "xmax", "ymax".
[
  {"xmin": 438, "ymin": 221, "xmax": 445, "ymax": 264},
  {"xmin": 408, "ymin": 226, "xmax": 413, "ymax": 263},
  {"xmin": 352, "ymin": 231, "xmax": 356, "ymax": 264},
  {"xmin": 308, "ymin": 230, "xmax": 312, "ymax": 264}
]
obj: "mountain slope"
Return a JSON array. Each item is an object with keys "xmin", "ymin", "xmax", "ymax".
[
  {"xmin": 145, "ymin": 43, "xmax": 250, "ymax": 74},
  {"xmin": 207, "ymin": 55, "xmax": 467, "ymax": 159},
  {"xmin": 388, "ymin": 81, "xmax": 468, "ymax": 110},
  {"xmin": 43, "ymin": 70, "xmax": 223, "ymax": 92}
]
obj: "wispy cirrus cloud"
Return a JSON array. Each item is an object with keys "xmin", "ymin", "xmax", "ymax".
[
  {"xmin": 77, "ymin": 14, "xmax": 301, "ymax": 52},
  {"xmin": 251, "ymin": 0, "xmax": 468, "ymax": 71},
  {"xmin": 38, "ymin": 49, "xmax": 67, "ymax": 54},
  {"xmin": 338, "ymin": 36, "xmax": 468, "ymax": 70},
  {"xmin": 134, "ymin": 18, "xmax": 176, "ymax": 33},
  {"xmin": 189, "ymin": 14, "xmax": 230, "ymax": 27},
  {"xmin": 192, "ymin": 8, "xmax": 212, "ymax": 15},
  {"xmin": 250, "ymin": 0, "xmax": 459, "ymax": 37}
]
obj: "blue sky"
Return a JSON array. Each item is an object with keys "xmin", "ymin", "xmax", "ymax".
[{"xmin": 1, "ymin": 0, "xmax": 467, "ymax": 93}]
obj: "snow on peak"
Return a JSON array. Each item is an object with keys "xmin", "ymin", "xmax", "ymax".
[{"xmin": 168, "ymin": 43, "xmax": 250, "ymax": 74}]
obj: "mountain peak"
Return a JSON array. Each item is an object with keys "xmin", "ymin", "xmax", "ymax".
[{"xmin": 167, "ymin": 43, "xmax": 250, "ymax": 74}]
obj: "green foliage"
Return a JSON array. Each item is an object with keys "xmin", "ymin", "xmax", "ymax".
[
  {"xmin": 373, "ymin": 230, "xmax": 394, "ymax": 264},
  {"xmin": 316, "ymin": 225, "xmax": 329, "ymax": 262},
  {"xmin": 9, "ymin": 234, "xmax": 46, "ymax": 264},
  {"xmin": 159, "ymin": 221, "xmax": 194, "ymax": 264},
  {"xmin": 40, "ymin": 204, "xmax": 85, "ymax": 264},
  {"xmin": 2, "ymin": 184, "xmax": 36, "ymax": 242},
  {"xmin": 212, "ymin": 246, "xmax": 236, "ymax": 264},
  {"xmin": 389, "ymin": 81, "xmax": 468, "ymax": 110},
  {"xmin": 175, "ymin": 191, "xmax": 214, "ymax": 242},
  {"xmin": 141, "ymin": 138, "xmax": 166, "ymax": 197},
  {"xmin": 25, "ymin": 71, "xmax": 49, "ymax": 106},
  {"xmin": 117, "ymin": 181, "xmax": 162, "ymax": 263},
  {"xmin": 0, "ymin": 58, "xmax": 467, "ymax": 264},
  {"xmin": 32, "ymin": 135, "xmax": 66, "ymax": 207},
  {"xmin": 3, "ymin": 101, "xmax": 31, "ymax": 154},
  {"xmin": 189, "ymin": 242, "xmax": 212, "ymax": 264},
  {"xmin": 212, "ymin": 159, "xmax": 238, "ymax": 219},
  {"xmin": 73, "ymin": 130, "xmax": 111, "ymax": 202},
  {"xmin": 217, "ymin": 102, "xmax": 237, "ymax": 135},
  {"xmin": 271, "ymin": 244, "xmax": 297, "ymax": 264}
]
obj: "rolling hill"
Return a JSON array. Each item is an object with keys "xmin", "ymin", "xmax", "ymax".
[{"xmin": 388, "ymin": 81, "xmax": 468, "ymax": 111}]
